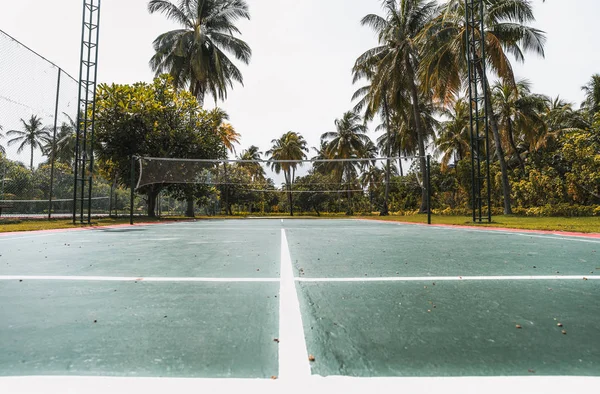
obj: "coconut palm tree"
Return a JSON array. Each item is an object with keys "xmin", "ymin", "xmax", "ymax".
[
  {"xmin": 42, "ymin": 113, "xmax": 78, "ymax": 165},
  {"xmin": 238, "ymin": 145, "xmax": 265, "ymax": 181},
  {"xmin": 320, "ymin": 112, "xmax": 372, "ymax": 215},
  {"xmin": 360, "ymin": 165, "xmax": 385, "ymax": 212},
  {"xmin": 581, "ymin": 74, "xmax": 600, "ymax": 118},
  {"xmin": 213, "ymin": 110, "xmax": 240, "ymax": 215},
  {"xmin": 354, "ymin": 0, "xmax": 438, "ymax": 214},
  {"xmin": 7, "ymin": 115, "xmax": 50, "ymax": 173},
  {"xmin": 436, "ymin": 97, "xmax": 471, "ymax": 169},
  {"xmin": 420, "ymin": 0, "xmax": 546, "ymax": 214},
  {"xmin": 492, "ymin": 79, "xmax": 546, "ymax": 174},
  {"xmin": 266, "ymin": 132, "xmax": 308, "ymax": 216},
  {"xmin": 0, "ymin": 125, "xmax": 5, "ymax": 155},
  {"xmin": 148, "ymin": 0, "xmax": 252, "ymax": 106}
]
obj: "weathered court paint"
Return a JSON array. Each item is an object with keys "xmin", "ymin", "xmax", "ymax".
[
  {"xmin": 0, "ymin": 222, "xmax": 281, "ymax": 278},
  {"xmin": 298, "ymin": 280, "xmax": 600, "ymax": 377},
  {"xmin": 284, "ymin": 220, "xmax": 599, "ymax": 278},
  {"xmin": 0, "ymin": 280, "xmax": 279, "ymax": 378}
]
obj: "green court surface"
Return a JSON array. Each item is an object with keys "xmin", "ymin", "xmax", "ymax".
[{"xmin": 1, "ymin": 219, "xmax": 599, "ymax": 391}]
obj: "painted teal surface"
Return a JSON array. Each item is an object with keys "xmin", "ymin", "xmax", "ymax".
[
  {"xmin": 0, "ymin": 280, "xmax": 279, "ymax": 377},
  {"xmin": 298, "ymin": 280, "xmax": 600, "ymax": 377},
  {"xmin": 0, "ymin": 221, "xmax": 282, "ymax": 278},
  {"xmin": 284, "ymin": 220, "xmax": 600, "ymax": 277}
]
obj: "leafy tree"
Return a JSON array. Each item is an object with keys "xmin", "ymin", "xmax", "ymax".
[
  {"xmin": 238, "ymin": 145, "xmax": 266, "ymax": 181},
  {"xmin": 266, "ymin": 131, "xmax": 308, "ymax": 216},
  {"xmin": 436, "ymin": 97, "xmax": 470, "ymax": 169},
  {"xmin": 355, "ymin": 0, "xmax": 438, "ymax": 214},
  {"xmin": 421, "ymin": 0, "xmax": 546, "ymax": 214},
  {"xmin": 0, "ymin": 125, "xmax": 5, "ymax": 155},
  {"xmin": 148, "ymin": 0, "xmax": 252, "ymax": 106},
  {"xmin": 94, "ymin": 75, "xmax": 225, "ymax": 217},
  {"xmin": 581, "ymin": 74, "xmax": 600, "ymax": 118},
  {"xmin": 42, "ymin": 113, "xmax": 78, "ymax": 165},
  {"xmin": 320, "ymin": 111, "xmax": 371, "ymax": 215},
  {"xmin": 7, "ymin": 115, "xmax": 50, "ymax": 173}
]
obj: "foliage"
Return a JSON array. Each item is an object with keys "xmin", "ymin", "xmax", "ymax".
[{"xmin": 94, "ymin": 75, "xmax": 226, "ymax": 216}]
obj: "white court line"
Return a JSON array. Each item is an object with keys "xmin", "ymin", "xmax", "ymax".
[
  {"xmin": 190, "ymin": 240, "xmax": 248, "ymax": 244},
  {"xmin": 0, "ymin": 233, "xmax": 61, "ymax": 241},
  {"xmin": 278, "ymin": 229, "xmax": 311, "ymax": 380},
  {"xmin": 1, "ymin": 375, "xmax": 599, "ymax": 394},
  {"xmin": 0, "ymin": 276, "xmax": 280, "ymax": 283},
  {"xmin": 296, "ymin": 275, "xmax": 600, "ymax": 283}
]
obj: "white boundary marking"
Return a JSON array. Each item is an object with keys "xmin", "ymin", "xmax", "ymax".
[
  {"xmin": 0, "ymin": 276, "xmax": 279, "ymax": 283},
  {"xmin": 0, "ymin": 375, "xmax": 598, "ymax": 394},
  {"xmin": 278, "ymin": 229, "xmax": 311, "ymax": 380},
  {"xmin": 296, "ymin": 275, "xmax": 600, "ymax": 283}
]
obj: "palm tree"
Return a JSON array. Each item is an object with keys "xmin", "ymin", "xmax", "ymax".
[
  {"xmin": 436, "ymin": 97, "xmax": 471, "ymax": 169},
  {"xmin": 7, "ymin": 115, "xmax": 50, "ymax": 173},
  {"xmin": 148, "ymin": 0, "xmax": 252, "ymax": 106},
  {"xmin": 266, "ymin": 132, "xmax": 308, "ymax": 216},
  {"xmin": 492, "ymin": 79, "xmax": 546, "ymax": 174},
  {"xmin": 213, "ymin": 110, "xmax": 240, "ymax": 215},
  {"xmin": 421, "ymin": 0, "xmax": 546, "ymax": 214},
  {"xmin": 360, "ymin": 165, "xmax": 385, "ymax": 212},
  {"xmin": 581, "ymin": 74, "xmax": 600, "ymax": 118},
  {"xmin": 320, "ymin": 112, "xmax": 372, "ymax": 215},
  {"xmin": 238, "ymin": 145, "xmax": 265, "ymax": 181},
  {"xmin": 42, "ymin": 113, "xmax": 77, "ymax": 165},
  {"xmin": 0, "ymin": 125, "xmax": 5, "ymax": 155},
  {"xmin": 354, "ymin": 0, "xmax": 438, "ymax": 214}
]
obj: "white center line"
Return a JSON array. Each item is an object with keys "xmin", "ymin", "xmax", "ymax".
[
  {"xmin": 0, "ymin": 276, "xmax": 280, "ymax": 283},
  {"xmin": 296, "ymin": 275, "xmax": 600, "ymax": 283},
  {"xmin": 278, "ymin": 229, "xmax": 311, "ymax": 380}
]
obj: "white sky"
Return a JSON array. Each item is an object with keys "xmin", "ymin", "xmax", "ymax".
[{"xmin": 1, "ymin": 0, "xmax": 599, "ymax": 180}]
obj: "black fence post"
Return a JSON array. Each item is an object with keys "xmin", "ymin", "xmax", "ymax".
[
  {"xmin": 130, "ymin": 156, "xmax": 135, "ymax": 225},
  {"xmin": 427, "ymin": 155, "xmax": 432, "ymax": 225}
]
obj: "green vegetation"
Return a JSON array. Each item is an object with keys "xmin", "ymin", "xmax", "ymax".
[{"xmin": 1, "ymin": 0, "xmax": 598, "ymax": 225}]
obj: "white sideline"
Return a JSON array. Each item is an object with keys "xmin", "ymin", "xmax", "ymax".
[
  {"xmin": 0, "ymin": 375, "xmax": 599, "ymax": 394},
  {"xmin": 278, "ymin": 229, "xmax": 311, "ymax": 380},
  {"xmin": 296, "ymin": 275, "xmax": 600, "ymax": 283},
  {"xmin": 0, "ymin": 276, "xmax": 280, "ymax": 283}
]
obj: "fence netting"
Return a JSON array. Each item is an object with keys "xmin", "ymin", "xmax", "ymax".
[{"xmin": 0, "ymin": 29, "xmax": 111, "ymax": 219}]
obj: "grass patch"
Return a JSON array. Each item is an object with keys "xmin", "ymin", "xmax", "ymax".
[{"xmin": 0, "ymin": 216, "xmax": 190, "ymax": 233}]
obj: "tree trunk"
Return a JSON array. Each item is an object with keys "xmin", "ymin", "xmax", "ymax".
[
  {"xmin": 405, "ymin": 55, "xmax": 428, "ymax": 213},
  {"xmin": 346, "ymin": 182, "xmax": 353, "ymax": 216},
  {"xmin": 285, "ymin": 170, "xmax": 294, "ymax": 216},
  {"xmin": 30, "ymin": 145, "xmax": 34, "ymax": 173},
  {"xmin": 398, "ymin": 158, "xmax": 404, "ymax": 177},
  {"xmin": 507, "ymin": 117, "xmax": 526, "ymax": 174},
  {"xmin": 381, "ymin": 94, "xmax": 392, "ymax": 216},
  {"xmin": 223, "ymin": 163, "xmax": 231, "ymax": 215},
  {"xmin": 186, "ymin": 196, "xmax": 195, "ymax": 218},
  {"xmin": 477, "ymin": 64, "xmax": 512, "ymax": 214},
  {"xmin": 147, "ymin": 189, "xmax": 159, "ymax": 218}
]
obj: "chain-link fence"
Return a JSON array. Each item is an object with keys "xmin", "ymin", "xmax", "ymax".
[{"xmin": 0, "ymin": 29, "xmax": 112, "ymax": 219}]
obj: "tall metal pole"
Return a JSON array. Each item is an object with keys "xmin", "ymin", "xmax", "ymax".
[
  {"xmin": 49, "ymin": 68, "xmax": 62, "ymax": 220},
  {"xmin": 73, "ymin": 0, "xmax": 88, "ymax": 224},
  {"xmin": 130, "ymin": 156, "xmax": 135, "ymax": 225},
  {"xmin": 86, "ymin": 0, "xmax": 101, "ymax": 223},
  {"xmin": 427, "ymin": 155, "xmax": 431, "ymax": 225}
]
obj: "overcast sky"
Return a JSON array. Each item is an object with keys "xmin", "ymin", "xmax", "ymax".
[{"xmin": 1, "ymin": 0, "xmax": 599, "ymax": 178}]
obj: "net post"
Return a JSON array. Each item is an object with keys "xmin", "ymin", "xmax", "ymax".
[
  {"xmin": 427, "ymin": 155, "xmax": 432, "ymax": 225},
  {"xmin": 130, "ymin": 155, "xmax": 135, "ymax": 225}
]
